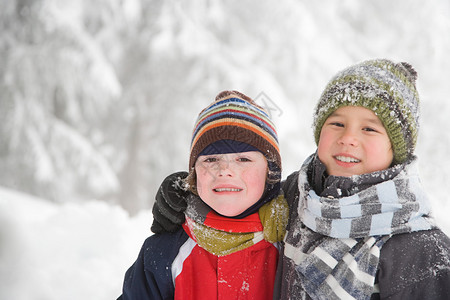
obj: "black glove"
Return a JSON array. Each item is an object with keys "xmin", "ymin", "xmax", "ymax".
[{"xmin": 151, "ymin": 171, "xmax": 189, "ymax": 233}]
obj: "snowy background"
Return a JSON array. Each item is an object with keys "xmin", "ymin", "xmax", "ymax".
[{"xmin": 1, "ymin": 0, "xmax": 450, "ymax": 299}]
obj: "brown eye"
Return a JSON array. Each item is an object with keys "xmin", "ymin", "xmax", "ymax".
[
  {"xmin": 363, "ymin": 127, "xmax": 377, "ymax": 132},
  {"xmin": 204, "ymin": 157, "xmax": 218, "ymax": 163},
  {"xmin": 330, "ymin": 122, "xmax": 344, "ymax": 127},
  {"xmin": 237, "ymin": 157, "xmax": 251, "ymax": 162}
]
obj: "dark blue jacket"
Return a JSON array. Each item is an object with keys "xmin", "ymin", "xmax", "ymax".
[{"xmin": 118, "ymin": 229, "xmax": 189, "ymax": 300}]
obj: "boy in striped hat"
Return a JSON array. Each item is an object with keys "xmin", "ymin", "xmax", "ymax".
[{"xmin": 119, "ymin": 91, "xmax": 288, "ymax": 300}]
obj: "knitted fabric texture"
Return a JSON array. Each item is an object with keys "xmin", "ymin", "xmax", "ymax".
[
  {"xmin": 283, "ymin": 154, "xmax": 435, "ymax": 299},
  {"xmin": 301, "ymin": 158, "xmax": 435, "ymax": 239},
  {"xmin": 189, "ymin": 90, "xmax": 281, "ymax": 172},
  {"xmin": 313, "ymin": 59, "xmax": 420, "ymax": 164},
  {"xmin": 183, "ymin": 193, "xmax": 288, "ymax": 256}
]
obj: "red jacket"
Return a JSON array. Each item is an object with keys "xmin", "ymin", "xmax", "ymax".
[
  {"xmin": 119, "ymin": 212, "xmax": 280, "ymax": 300},
  {"xmin": 174, "ymin": 212, "xmax": 279, "ymax": 300}
]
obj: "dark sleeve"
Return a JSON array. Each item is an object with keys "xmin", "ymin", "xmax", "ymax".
[
  {"xmin": 281, "ymin": 171, "xmax": 300, "ymax": 232},
  {"xmin": 119, "ymin": 229, "xmax": 189, "ymax": 300},
  {"xmin": 273, "ymin": 171, "xmax": 301, "ymax": 299},
  {"xmin": 375, "ymin": 228, "xmax": 450, "ymax": 300}
]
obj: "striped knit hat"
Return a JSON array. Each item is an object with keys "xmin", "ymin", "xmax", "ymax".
[
  {"xmin": 313, "ymin": 59, "xmax": 420, "ymax": 164},
  {"xmin": 190, "ymin": 90, "xmax": 281, "ymax": 172}
]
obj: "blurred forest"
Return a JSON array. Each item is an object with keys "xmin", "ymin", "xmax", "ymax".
[{"xmin": 1, "ymin": 0, "xmax": 450, "ymax": 215}]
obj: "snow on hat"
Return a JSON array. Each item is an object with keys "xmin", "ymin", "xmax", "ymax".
[
  {"xmin": 190, "ymin": 90, "xmax": 281, "ymax": 172},
  {"xmin": 313, "ymin": 59, "xmax": 420, "ymax": 164}
]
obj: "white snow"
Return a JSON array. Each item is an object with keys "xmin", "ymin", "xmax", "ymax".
[
  {"xmin": 2, "ymin": 0, "xmax": 450, "ymax": 299},
  {"xmin": 0, "ymin": 189, "xmax": 150, "ymax": 300}
]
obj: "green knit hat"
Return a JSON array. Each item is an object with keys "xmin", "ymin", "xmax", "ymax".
[{"xmin": 313, "ymin": 59, "xmax": 420, "ymax": 164}]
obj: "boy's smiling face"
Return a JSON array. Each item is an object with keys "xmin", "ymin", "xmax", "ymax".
[
  {"xmin": 317, "ymin": 106, "xmax": 394, "ymax": 177},
  {"xmin": 195, "ymin": 151, "xmax": 267, "ymax": 216}
]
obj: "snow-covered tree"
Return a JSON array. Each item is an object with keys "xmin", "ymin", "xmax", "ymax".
[
  {"xmin": 0, "ymin": 0, "xmax": 120, "ymax": 203},
  {"xmin": 1, "ymin": 0, "xmax": 449, "ymax": 217}
]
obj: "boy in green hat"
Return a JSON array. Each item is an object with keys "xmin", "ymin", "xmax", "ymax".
[{"xmin": 275, "ymin": 59, "xmax": 450, "ymax": 299}]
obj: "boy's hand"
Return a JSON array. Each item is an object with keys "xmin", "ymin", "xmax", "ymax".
[{"xmin": 151, "ymin": 171, "xmax": 189, "ymax": 233}]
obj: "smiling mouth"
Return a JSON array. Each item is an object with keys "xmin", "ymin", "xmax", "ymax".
[
  {"xmin": 334, "ymin": 155, "xmax": 361, "ymax": 163},
  {"xmin": 213, "ymin": 188, "xmax": 243, "ymax": 192}
]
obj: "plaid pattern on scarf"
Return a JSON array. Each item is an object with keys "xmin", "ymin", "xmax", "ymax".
[{"xmin": 285, "ymin": 155, "xmax": 435, "ymax": 300}]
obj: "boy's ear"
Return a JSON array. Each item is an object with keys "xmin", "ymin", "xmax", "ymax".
[{"xmin": 186, "ymin": 169, "xmax": 198, "ymax": 195}]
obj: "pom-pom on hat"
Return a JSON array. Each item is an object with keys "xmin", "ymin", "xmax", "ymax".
[
  {"xmin": 189, "ymin": 90, "xmax": 281, "ymax": 172},
  {"xmin": 313, "ymin": 59, "xmax": 420, "ymax": 164}
]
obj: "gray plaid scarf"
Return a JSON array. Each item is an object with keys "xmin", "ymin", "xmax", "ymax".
[{"xmin": 288, "ymin": 154, "xmax": 435, "ymax": 300}]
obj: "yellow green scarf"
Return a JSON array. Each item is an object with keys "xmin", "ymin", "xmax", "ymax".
[{"xmin": 184, "ymin": 194, "xmax": 288, "ymax": 256}]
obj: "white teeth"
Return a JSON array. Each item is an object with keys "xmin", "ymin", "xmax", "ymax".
[
  {"xmin": 335, "ymin": 156, "xmax": 360, "ymax": 163},
  {"xmin": 214, "ymin": 188, "xmax": 242, "ymax": 192}
]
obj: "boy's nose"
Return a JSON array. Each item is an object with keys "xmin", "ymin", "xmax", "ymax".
[
  {"xmin": 217, "ymin": 160, "xmax": 234, "ymax": 176},
  {"xmin": 338, "ymin": 130, "xmax": 359, "ymax": 146}
]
